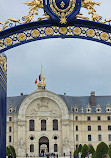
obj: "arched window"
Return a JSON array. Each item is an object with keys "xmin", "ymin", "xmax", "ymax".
[
  {"xmin": 41, "ymin": 120, "xmax": 46, "ymax": 131},
  {"xmin": 108, "ymin": 125, "xmax": 111, "ymax": 131},
  {"xmin": 29, "ymin": 120, "xmax": 35, "ymax": 131},
  {"xmin": 30, "ymin": 144, "xmax": 34, "ymax": 152},
  {"xmin": 54, "ymin": 144, "xmax": 58, "ymax": 152},
  {"xmin": 53, "ymin": 119, "xmax": 58, "ymax": 130},
  {"xmin": 98, "ymin": 125, "xmax": 101, "ymax": 131}
]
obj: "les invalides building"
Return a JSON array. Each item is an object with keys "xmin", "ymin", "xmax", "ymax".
[{"xmin": 6, "ymin": 66, "xmax": 111, "ymax": 157}]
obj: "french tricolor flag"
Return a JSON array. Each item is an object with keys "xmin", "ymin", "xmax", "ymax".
[{"xmin": 35, "ymin": 79, "xmax": 37, "ymax": 84}]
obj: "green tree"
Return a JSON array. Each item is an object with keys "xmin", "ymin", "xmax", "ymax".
[
  {"xmin": 82, "ymin": 144, "xmax": 89, "ymax": 158},
  {"xmin": 74, "ymin": 144, "xmax": 82, "ymax": 155},
  {"xmin": 6, "ymin": 146, "xmax": 16, "ymax": 158},
  {"xmin": 108, "ymin": 145, "xmax": 111, "ymax": 158},
  {"xmin": 6, "ymin": 147, "xmax": 10, "ymax": 156},
  {"xmin": 96, "ymin": 142, "xmax": 108, "ymax": 158},
  {"xmin": 88, "ymin": 145, "xmax": 95, "ymax": 155},
  {"xmin": 10, "ymin": 146, "xmax": 16, "ymax": 158},
  {"xmin": 78, "ymin": 144, "xmax": 82, "ymax": 153},
  {"xmin": 92, "ymin": 151, "xmax": 97, "ymax": 158},
  {"xmin": 74, "ymin": 148, "xmax": 78, "ymax": 155}
]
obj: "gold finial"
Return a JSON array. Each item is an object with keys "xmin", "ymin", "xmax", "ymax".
[{"xmin": 38, "ymin": 64, "xmax": 46, "ymax": 89}]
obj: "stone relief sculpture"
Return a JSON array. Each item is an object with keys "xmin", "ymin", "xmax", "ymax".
[
  {"xmin": 26, "ymin": 97, "xmax": 61, "ymax": 116},
  {"xmin": 63, "ymin": 138, "xmax": 69, "ymax": 147},
  {"xmin": 18, "ymin": 137, "xmax": 25, "ymax": 148}
]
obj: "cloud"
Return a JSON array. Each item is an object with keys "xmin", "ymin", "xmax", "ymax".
[{"xmin": 0, "ymin": 0, "xmax": 111, "ymax": 96}]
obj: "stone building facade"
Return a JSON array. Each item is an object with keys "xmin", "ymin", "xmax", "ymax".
[
  {"xmin": 6, "ymin": 89, "xmax": 111, "ymax": 157},
  {"xmin": 6, "ymin": 68, "xmax": 111, "ymax": 157}
]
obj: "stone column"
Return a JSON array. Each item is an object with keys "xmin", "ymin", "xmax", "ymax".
[
  {"xmin": 61, "ymin": 120, "xmax": 70, "ymax": 156},
  {"xmin": 17, "ymin": 121, "xmax": 26, "ymax": 157}
]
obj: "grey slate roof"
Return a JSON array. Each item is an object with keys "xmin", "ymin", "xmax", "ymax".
[
  {"xmin": 7, "ymin": 95, "xmax": 28, "ymax": 114},
  {"xmin": 59, "ymin": 95, "xmax": 111, "ymax": 113},
  {"xmin": 7, "ymin": 93, "xmax": 111, "ymax": 114}
]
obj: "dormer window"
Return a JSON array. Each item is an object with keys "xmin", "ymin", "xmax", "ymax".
[
  {"xmin": 8, "ymin": 104, "xmax": 16, "ymax": 113},
  {"xmin": 9, "ymin": 109, "xmax": 12, "ymax": 113},
  {"xmin": 96, "ymin": 104, "xmax": 102, "ymax": 113},
  {"xmin": 106, "ymin": 104, "xmax": 111, "ymax": 113},
  {"xmin": 87, "ymin": 108, "xmax": 91, "ymax": 113},
  {"xmin": 8, "ymin": 104, "xmax": 13, "ymax": 113},
  {"xmin": 98, "ymin": 109, "xmax": 100, "ymax": 112},
  {"xmin": 86, "ymin": 104, "xmax": 91, "ymax": 113},
  {"xmin": 75, "ymin": 108, "xmax": 78, "ymax": 112},
  {"xmin": 72, "ymin": 106, "xmax": 78, "ymax": 113}
]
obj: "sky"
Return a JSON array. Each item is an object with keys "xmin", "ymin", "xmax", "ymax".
[{"xmin": 0, "ymin": 0, "xmax": 111, "ymax": 97}]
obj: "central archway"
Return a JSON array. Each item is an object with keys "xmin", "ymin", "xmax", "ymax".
[{"xmin": 39, "ymin": 136, "xmax": 49, "ymax": 155}]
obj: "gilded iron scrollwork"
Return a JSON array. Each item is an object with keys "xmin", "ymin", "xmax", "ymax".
[{"xmin": 0, "ymin": 0, "xmax": 111, "ymax": 32}]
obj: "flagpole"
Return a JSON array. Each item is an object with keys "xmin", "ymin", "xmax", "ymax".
[{"xmin": 41, "ymin": 64, "xmax": 43, "ymax": 85}]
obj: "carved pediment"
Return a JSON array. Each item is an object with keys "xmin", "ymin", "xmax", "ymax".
[{"xmin": 26, "ymin": 97, "xmax": 61, "ymax": 116}]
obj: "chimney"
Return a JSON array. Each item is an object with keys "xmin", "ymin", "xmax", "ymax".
[
  {"xmin": 90, "ymin": 91, "xmax": 95, "ymax": 106},
  {"xmin": 21, "ymin": 93, "xmax": 23, "ymax": 96}
]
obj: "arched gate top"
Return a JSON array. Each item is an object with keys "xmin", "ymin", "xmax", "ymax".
[
  {"xmin": 0, "ymin": 19, "xmax": 111, "ymax": 53},
  {"xmin": 0, "ymin": 0, "xmax": 111, "ymax": 53}
]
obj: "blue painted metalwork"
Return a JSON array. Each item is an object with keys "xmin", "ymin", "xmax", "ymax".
[
  {"xmin": 0, "ymin": 10, "xmax": 111, "ymax": 158},
  {"xmin": 43, "ymin": 0, "xmax": 81, "ymax": 24},
  {"xmin": 0, "ymin": 63, "xmax": 7, "ymax": 158},
  {"xmin": 0, "ymin": 19, "xmax": 111, "ymax": 54}
]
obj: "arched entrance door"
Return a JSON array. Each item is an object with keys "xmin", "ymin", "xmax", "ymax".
[{"xmin": 39, "ymin": 136, "xmax": 49, "ymax": 156}]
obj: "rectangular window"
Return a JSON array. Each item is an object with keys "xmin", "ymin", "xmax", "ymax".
[
  {"xmin": 107, "ymin": 116, "xmax": 111, "ymax": 121},
  {"xmin": 41, "ymin": 120, "xmax": 46, "ymax": 131},
  {"xmin": 88, "ymin": 135, "xmax": 91, "ymax": 141},
  {"xmin": 53, "ymin": 120, "xmax": 58, "ymax": 130},
  {"xmin": 29, "ymin": 120, "xmax": 35, "ymax": 131},
  {"xmin": 76, "ymin": 125, "xmax": 78, "ymax": 131},
  {"xmin": 98, "ymin": 135, "xmax": 102, "ymax": 141},
  {"xmin": 9, "ymin": 126, "xmax": 12, "ymax": 132},
  {"xmin": 98, "ymin": 125, "xmax": 101, "ymax": 131},
  {"xmin": 75, "ymin": 116, "xmax": 78, "ymax": 121},
  {"xmin": 109, "ymin": 134, "xmax": 111, "ymax": 141},
  {"xmin": 108, "ymin": 126, "xmax": 111, "ymax": 131},
  {"xmin": 88, "ymin": 126, "xmax": 91, "ymax": 131},
  {"xmin": 87, "ymin": 117, "xmax": 91, "ymax": 121},
  {"xmin": 9, "ymin": 117, "xmax": 12, "ymax": 122},
  {"xmin": 30, "ymin": 144, "xmax": 34, "ymax": 152},
  {"xmin": 97, "ymin": 116, "xmax": 101, "ymax": 121},
  {"xmin": 54, "ymin": 144, "xmax": 58, "ymax": 152},
  {"xmin": 9, "ymin": 136, "xmax": 11, "ymax": 142},
  {"xmin": 76, "ymin": 135, "xmax": 78, "ymax": 141},
  {"xmin": 76, "ymin": 145, "xmax": 78, "ymax": 149}
]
